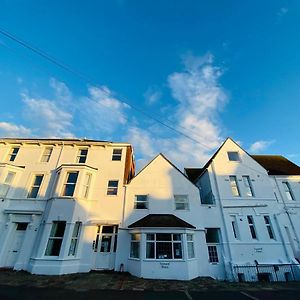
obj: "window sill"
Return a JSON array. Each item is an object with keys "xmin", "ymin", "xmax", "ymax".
[
  {"xmin": 128, "ymin": 257, "xmax": 140, "ymax": 261},
  {"xmin": 143, "ymin": 258, "xmax": 184, "ymax": 262}
]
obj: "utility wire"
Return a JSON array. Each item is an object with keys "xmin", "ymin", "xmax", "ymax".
[{"xmin": 0, "ymin": 27, "xmax": 213, "ymax": 151}]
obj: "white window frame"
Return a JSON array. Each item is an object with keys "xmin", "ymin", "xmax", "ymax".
[
  {"xmin": 41, "ymin": 147, "xmax": 53, "ymax": 163},
  {"xmin": 68, "ymin": 222, "xmax": 81, "ymax": 256},
  {"xmin": 187, "ymin": 233, "xmax": 195, "ymax": 259},
  {"xmin": 282, "ymin": 182, "xmax": 294, "ymax": 201},
  {"xmin": 62, "ymin": 171, "xmax": 79, "ymax": 197},
  {"xmin": 264, "ymin": 216, "xmax": 275, "ymax": 240},
  {"xmin": 27, "ymin": 174, "xmax": 44, "ymax": 198},
  {"xmin": 107, "ymin": 180, "xmax": 118, "ymax": 195},
  {"xmin": 174, "ymin": 195, "xmax": 189, "ymax": 210},
  {"xmin": 231, "ymin": 215, "xmax": 240, "ymax": 239},
  {"xmin": 205, "ymin": 228, "xmax": 220, "ymax": 263},
  {"xmin": 76, "ymin": 148, "xmax": 88, "ymax": 163},
  {"xmin": 112, "ymin": 149, "xmax": 122, "ymax": 161},
  {"xmin": 247, "ymin": 215, "xmax": 257, "ymax": 239},
  {"xmin": 229, "ymin": 176, "xmax": 240, "ymax": 197},
  {"xmin": 45, "ymin": 221, "xmax": 66, "ymax": 256},
  {"xmin": 134, "ymin": 195, "xmax": 148, "ymax": 209},
  {"xmin": 242, "ymin": 176, "xmax": 254, "ymax": 197},
  {"xmin": 130, "ymin": 233, "xmax": 141, "ymax": 259},
  {"xmin": 8, "ymin": 147, "xmax": 20, "ymax": 162},
  {"xmin": 227, "ymin": 151, "xmax": 240, "ymax": 161},
  {"xmin": 145, "ymin": 233, "xmax": 183, "ymax": 260},
  {"xmin": 0, "ymin": 171, "xmax": 16, "ymax": 198},
  {"xmin": 82, "ymin": 173, "xmax": 92, "ymax": 198}
]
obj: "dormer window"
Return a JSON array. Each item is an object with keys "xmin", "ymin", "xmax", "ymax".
[
  {"xmin": 227, "ymin": 151, "xmax": 240, "ymax": 161},
  {"xmin": 76, "ymin": 149, "xmax": 88, "ymax": 163}
]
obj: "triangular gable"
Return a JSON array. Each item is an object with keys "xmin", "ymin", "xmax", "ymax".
[
  {"xmin": 194, "ymin": 137, "xmax": 269, "ymax": 182},
  {"xmin": 127, "ymin": 153, "xmax": 198, "ymax": 188}
]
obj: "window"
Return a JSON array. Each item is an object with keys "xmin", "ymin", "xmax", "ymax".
[
  {"xmin": 62, "ymin": 172, "xmax": 78, "ymax": 197},
  {"xmin": 146, "ymin": 233, "xmax": 183, "ymax": 260},
  {"xmin": 229, "ymin": 176, "xmax": 240, "ymax": 197},
  {"xmin": 264, "ymin": 216, "xmax": 275, "ymax": 239},
  {"xmin": 45, "ymin": 221, "xmax": 66, "ymax": 256},
  {"xmin": 231, "ymin": 216, "xmax": 240, "ymax": 239},
  {"xmin": 107, "ymin": 180, "xmax": 118, "ymax": 195},
  {"xmin": 134, "ymin": 195, "xmax": 148, "ymax": 209},
  {"xmin": 130, "ymin": 233, "xmax": 140, "ymax": 259},
  {"xmin": 112, "ymin": 149, "xmax": 122, "ymax": 161},
  {"xmin": 0, "ymin": 171, "xmax": 16, "ymax": 198},
  {"xmin": 8, "ymin": 147, "xmax": 20, "ymax": 161},
  {"xmin": 94, "ymin": 225, "xmax": 118, "ymax": 253},
  {"xmin": 208, "ymin": 245, "xmax": 219, "ymax": 263},
  {"xmin": 282, "ymin": 182, "xmax": 294, "ymax": 201},
  {"xmin": 174, "ymin": 195, "xmax": 189, "ymax": 210},
  {"xmin": 227, "ymin": 151, "xmax": 240, "ymax": 161},
  {"xmin": 76, "ymin": 149, "xmax": 88, "ymax": 163},
  {"xmin": 68, "ymin": 222, "xmax": 81, "ymax": 256},
  {"xmin": 41, "ymin": 147, "xmax": 53, "ymax": 162},
  {"xmin": 82, "ymin": 173, "xmax": 92, "ymax": 198},
  {"xmin": 16, "ymin": 223, "xmax": 28, "ymax": 231},
  {"xmin": 187, "ymin": 234, "xmax": 195, "ymax": 258},
  {"xmin": 27, "ymin": 174, "xmax": 44, "ymax": 198},
  {"xmin": 242, "ymin": 176, "xmax": 254, "ymax": 197},
  {"xmin": 205, "ymin": 228, "xmax": 220, "ymax": 263},
  {"xmin": 247, "ymin": 216, "xmax": 257, "ymax": 239}
]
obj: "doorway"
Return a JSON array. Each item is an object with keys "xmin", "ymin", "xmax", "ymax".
[
  {"xmin": 5, "ymin": 223, "xmax": 28, "ymax": 267},
  {"xmin": 93, "ymin": 225, "xmax": 118, "ymax": 270}
]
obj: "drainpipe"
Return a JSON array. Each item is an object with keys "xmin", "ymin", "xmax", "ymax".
[
  {"xmin": 211, "ymin": 160, "xmax": 234, "ymax": 280},
  {"xmin": 274, "ymin": 176, "xmax": 300, "ymax": 250},
  {"xmin": 121, "ymin": 185, "xmax": 127, "ymax": 228}
]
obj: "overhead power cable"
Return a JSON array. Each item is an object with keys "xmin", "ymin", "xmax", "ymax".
[{"xmin": 0, "ymin": 27, "xmax": 213, "ymax": 151}]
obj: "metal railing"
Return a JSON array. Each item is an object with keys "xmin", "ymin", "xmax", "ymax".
[{"xmin": 233, "ymin": 263, "xmax": 300, "ymax": 282}]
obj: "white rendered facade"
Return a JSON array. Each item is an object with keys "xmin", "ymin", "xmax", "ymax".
[
  {"xmin": 0, "ymin": 138, "xmax": 135, "ymax": 275},
  {"xmin": 0, "ymin": 137, "xmax": 299, "ymax": 282},
  {"xmin": 192, "ymin": 138, "xmax": 300, "ymax": 281}
]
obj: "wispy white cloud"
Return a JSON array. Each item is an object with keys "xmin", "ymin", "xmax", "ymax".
[
  {"xmin": 21, "ymin": 94, "xmax": 74, "ymax": 138},
  {"xmin": 0, "ymin": 121, "xmax": 31, "ymax": 137},
  {"xmin": 144, "ymin": 86, "xmax": 162, "ymax": 105},
  {"xmin": 127, "ymin": 52, "xmax": 228, "ymax": 169},
  {"xmin": 248, "ymin": 140, "xmax": 275, "ymax": 153},
  {"xmin": 79, "ymin": 86, "xmax": 129, "ymax": 134}
]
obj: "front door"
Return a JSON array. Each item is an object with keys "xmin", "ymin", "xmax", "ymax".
[
  {"xmin": 5, "ymin": 223, "xmax": 28, "ymax": 267},
  {"xmin": 93, "ymin": 225, "xmax": 118, "ymax": 270}
]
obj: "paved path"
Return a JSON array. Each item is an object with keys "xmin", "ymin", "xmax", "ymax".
[{"xmin": 0, "ymin": 285, "xmax": 297, "ymax": 300}]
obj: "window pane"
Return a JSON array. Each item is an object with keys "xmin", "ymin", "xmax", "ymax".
[
  {"xmin": 146, "ymin": 242, "xmax": 155, "ymax": 258},
  {"xmin": 100, "ymin": 235, "xmax": 112, "ymax": 252},
  {"xmin": 112, "ymin": 149, "xmax": 122, "ymax": 161},
  {"xmin": 67, "ymin": 172, "xmax": 78, "ymax": 183},
  {"xmin": 45, "ymin": 239, "xmax": 63, "ymax": 256},
  {"xmin": 156, "ymin": 242, "xmax": 172, "ymax": 259},
  {"xmin": 229, "ymin": 176, "xmax": 240, "ymax": 197},
  {"xmin": 188, "ymin": 242, "xmax": 195, "ymax": 258},
  {"xmin": 156, "ymin": 233, "xmax": 172, "ymax": 241},
  {"xmin": 130, "ymin": 242, "xmax": 140, "ymax": 258},
  {"xmin": 51, "ymin": 221, "xmax": 66, "ymax": 237},
  {"xmin": 206, "ymin": 228, "xmax": 220, "ymax": 243},
  {"xmin": 102, "ymin": 226, "xmax": 114, "ymax": 233},
  {"xmin": 227, "ymin": 151, "xmax": 240, "ymax": 161},
  {"xmin": 146, "ymin": 234, "xmax": 155, "ymax": 241},
  {"xmin": 173, "ymin": 234, "xmax": 182, "ymax": 241},
  {"xmin": 173, "ymin": 243, "xmax": 182, "ymax": 259},
  {"xmin": 72, "ymin": 222, "xmax": 81, "ymax": 237}
]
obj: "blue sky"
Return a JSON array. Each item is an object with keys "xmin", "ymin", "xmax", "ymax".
[{"xmin": 0, "ymin": 1, "xmax": 300, "ymax": 169}]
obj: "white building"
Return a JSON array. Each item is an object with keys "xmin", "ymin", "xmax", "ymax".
[
  {"xmin": 185, "ymin": 138, "xmax": 300, "ymax": 281},
  {"xmin": 0, "ymin": 138, "xmax": 135, "ymax": 275},
  {"xmin": 0, "ymin": 137, "xmax": 299, "ymax": 282}
]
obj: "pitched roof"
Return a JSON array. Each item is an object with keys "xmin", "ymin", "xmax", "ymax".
[
  {"xmin": 184, "ymin": 168, "xmax": 203, "ymax": 182},
  {"xmin": 128, "ymin": 214, "xmax": 195, "ymax": 229},
  {"xmin": 251, "ymin": 155, "xmax": 300, "ymax": 175}
]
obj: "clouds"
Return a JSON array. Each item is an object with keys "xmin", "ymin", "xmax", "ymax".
[
  {"xmin": 2, "ymin": 52, "xmax": 229, "ymax": 169},
  {"xmin": 0, "ymin": 122, "xmax": 31, "ymax": 137},
  {"xmin": 126, "ymin": 52, "xmax": 228, "ymax": 168},
  {"xmin": 79, "ymin": 86, "xmax": 128, "ymax": 134},
  {"xmin": 248, "ymin": 140, "xmax": 274, "ymax": 153}
]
